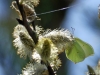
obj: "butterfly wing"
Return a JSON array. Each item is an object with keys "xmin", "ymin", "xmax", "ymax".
[{"xmin": 75, "ymin": 38, "xmax": 94, "ymax": 57}]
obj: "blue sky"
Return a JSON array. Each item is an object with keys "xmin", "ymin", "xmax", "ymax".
[{"xmin": 62, "ymin": 0, "xmax": 100, "ymax": 75}]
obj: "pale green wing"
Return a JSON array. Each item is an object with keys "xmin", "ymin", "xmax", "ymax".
[
  {"xmin": 75, "ymin": 37, "xmax": 94, "ymax": 57},
  {"xmin": 65, "ymin": 37, "xmax": 94, "ymax": 63},
  {"xmin": 65, "ymin": 39, "xmax": 85, "ymax": 63}
]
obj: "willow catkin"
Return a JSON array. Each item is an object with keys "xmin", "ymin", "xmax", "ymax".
[
  {"xmin": 43, "ymin": 29, "xmax": 74, "ymax": 53},
  {"xmin": 13, "ymin": 24, "xmax": 35, "ymax": 59},
  {"xmin": 20, "ymin": 63, "xmax": 49, "ymax": 75}
]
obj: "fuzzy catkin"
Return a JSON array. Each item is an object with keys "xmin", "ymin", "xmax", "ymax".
[
  {"xmin": 21, "ymin": 0, "xmax": 40, "ymax": 6},
  {"xmin": 11, "ymin": 1, "xmax": 37, "ymax": 22},
  {"xmin": 13, "ymin": 24, "xmax": 35, "ymax": 59},
  {"xmin": 35, "ymin": 38, "xmax": 52, "ymax": 64},
  {"xmin": 20, "ymin": 63, "xmax": 49, "ymax": 75},
  {"xmin": 43, "ymin": 29, "xmax": 74, "ymax": 53}
]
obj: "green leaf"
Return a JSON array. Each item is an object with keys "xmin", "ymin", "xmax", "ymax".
[{"xmin": 65, "ymin": 37, "xmax": 94, "ymax": 63}]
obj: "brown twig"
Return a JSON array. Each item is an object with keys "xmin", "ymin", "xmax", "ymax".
[{"xmin": 15, "ymin": 0, "xmax": 38, "ymax": 44}]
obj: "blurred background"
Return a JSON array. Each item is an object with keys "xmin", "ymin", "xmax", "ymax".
[{"xmin": 0, "ymin": 0, "xmax": 100, "ymax": 75}]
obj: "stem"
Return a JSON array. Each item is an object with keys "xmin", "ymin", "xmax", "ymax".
[
  {"xmin": 15, "ymin": 0, "xmax": 38, "ymax": 44},
  {"xmin": 41, "ymin": 61, "xmax": 55, "ymax": 75},
  {"xmin": 47, "ymin": 65, "xmax": 55, "ymax": 75},
  {"xmin": 15, "ymin": 0, "xmax": 55, "ymax": 75}
]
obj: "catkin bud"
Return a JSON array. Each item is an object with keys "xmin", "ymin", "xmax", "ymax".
[
  {"xmin": 35, "ymin": 38, "xmax": 52, "ymax": 64},
  {"xmin": 20, "ymin": 63, "xmax": 49, "ymax": 75},
  {"xmin": 13, "ymin": 24, "xmax": 35, "ymax": 59},
  {"xmin": 11, "ymin": 1, "xmax": 37, "ymax": 22},
  {"xmin": 43, "ymin": 29, "xmax": 74, "ymax": 53},
  {"xmin": 21, "ymin": 0, "xmax": 40, "ymax": 7}
]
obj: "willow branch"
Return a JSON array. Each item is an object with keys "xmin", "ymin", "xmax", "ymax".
[
  {"xmin": 15, "ymin": 0, "xmax": 55, "ymax": 75},
  {"xmin": 15, "ymin": 0, "xmax": 38, "ymax": 44}
]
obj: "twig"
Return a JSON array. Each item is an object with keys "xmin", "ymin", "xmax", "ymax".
[
  {"xmin": 15, "ymin": 0, "xmax": 38, "ymax": 44},
  {"xmin": 47, "ymin": 65, "xmax": 55, "ymax": 75}
]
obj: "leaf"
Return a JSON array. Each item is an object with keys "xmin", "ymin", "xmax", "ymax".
[{"xmin": 65, "ymin": 37, "xmax": 94, "ymax": 63}]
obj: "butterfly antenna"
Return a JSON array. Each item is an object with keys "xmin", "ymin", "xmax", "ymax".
[{"xmin": 71, "ymin": 27, "xmax": 75, "ymax": 35}]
